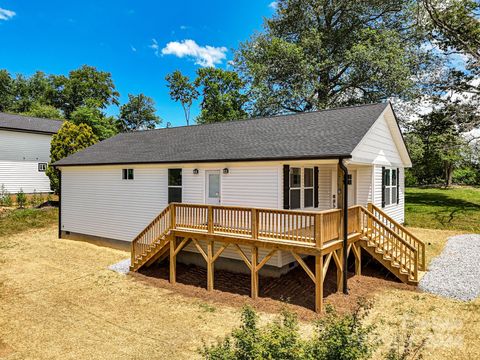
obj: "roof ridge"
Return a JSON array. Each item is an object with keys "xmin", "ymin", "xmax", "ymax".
[
  {"xmin": 0, "ymin": 111, "xmax": 63, "ymax": 123},
  {"xmin": 126, "ymin": 101, "xmax": 388, "ymax": 135}
]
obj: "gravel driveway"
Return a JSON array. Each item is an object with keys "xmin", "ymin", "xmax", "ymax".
[{"xmin": 419, "ymin": 234, "xmax": 480, "ymax": 301}]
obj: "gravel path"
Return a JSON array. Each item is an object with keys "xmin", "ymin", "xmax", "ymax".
[
  {"xmin": 419, "ymin": 234, "xmax": 480, "ymax": 301},
  {"xmin": 108, "ymin": 259, "xmax": 131, "ymax": 275}
]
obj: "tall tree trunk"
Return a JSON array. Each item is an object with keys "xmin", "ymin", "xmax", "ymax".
[{"xmin": 445, "ymin": 162, "xmax": 453, "ymax": 187}]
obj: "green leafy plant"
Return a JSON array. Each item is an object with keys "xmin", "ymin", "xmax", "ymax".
[
  {"xmin": 385, "ymin": 327, "xmax": 426, "ymax": 360},
  {"xmin": 30, "ymin": 190, "xmax": 40, "ymax": 207},
  {"xmin": 16, "ymin": 189, "xmax": 27, "ymax": 209}
]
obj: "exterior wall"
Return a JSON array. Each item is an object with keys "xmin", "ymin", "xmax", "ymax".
[
  {"xmin": 351, "ymin": 113, "xmax": 404, "ymax": 167},
  {"xmin": 0, "ymin": 129, "xmax": 53, "ymax": 193},
  {"xmin": 352, "ymin": 165, "xmax": 373, "ymax": 207},
  {"xmin": 372, "ymin": 166, "xmax": 405, "ymax": 223},
  {"xmin": 0, "ymin": 161, "xmax": 52, "ymax": 193}
]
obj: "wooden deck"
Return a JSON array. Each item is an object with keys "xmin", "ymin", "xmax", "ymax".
[{"xmin": 130, "ymin": 203, "xmax": 424, "ymax": 312}]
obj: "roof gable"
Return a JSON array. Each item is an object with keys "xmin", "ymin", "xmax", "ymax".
[
  {"xmin": 54, "ymin": 103, "xmax": 389, "ymax": 167},
  {"xmin": 0, "ymin": 112, "xmax": 63, "ymax": 134},
  {"xmin": 350, "ymin": 104, "xmax": 412, "ymax": 167}
]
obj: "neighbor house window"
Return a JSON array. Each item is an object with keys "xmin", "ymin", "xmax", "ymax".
[
  {"xmin": 168, "ymin": 169, "xmax": 182, "ymax": 203},
  {"xmin": 38, "ymin": 163, "xmax": 47, "ymax": 172},
  {"xmin": 122, "ymin": 169, "xmax": 134, "ymax": 180},
  {"xmin": 290, "ymin": 167, "xmax": 315, "ymax": 209},
  {"xmin": 384, "ymin": 168, "xmax": 397, "ymax": 206}
]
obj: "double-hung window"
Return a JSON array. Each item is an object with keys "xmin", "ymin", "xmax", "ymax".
[
  {"xmin": 383, "ymin": 168, "xmax": 398, "ymax": 206},
  {"xmin": 168, "ymin": 169, "xmax": 182, "ymax": 203},
  {"xmin": 289, "ymin": 167, "xmax": 314, "ymax": 209}
]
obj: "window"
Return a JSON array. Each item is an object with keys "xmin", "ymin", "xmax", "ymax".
[
  {"xmin": 304, "ymin": 168, "xmax": 314, "ymax": 208},
  {"xmin": 384, "ymin": 168, "xmax": 397, "ymax": 206},
  {"xmin": 38, "ymin": 163, "xmax": 47, "ymax": 172},
  {"xmin": 122, "ymin": 169, "xmax": 134, "ymax": 180},
  {"xmin": 289, "ymin": 168, "xmax": 301, "ymax": 209},
  {"xmin": 168, "ymin": 169, "xmax": 182, "ymax": 203},
  {"xmin": 290, "ymin": 167, "xmax": 315, "ymax": 209}
]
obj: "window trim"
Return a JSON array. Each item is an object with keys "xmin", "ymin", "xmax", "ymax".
[
  {"xmin": 122, "ymin": 168, "xmax": 134, "ymax": 180},
  {"xmin": 384, "ymin": 168, "xmax": 397, "ymax": 207},
  {"xmin": 38, "ymin": 162, "xmax": 47, "ymax": 172},
  {"xmin": 168, "ymin": 168, "xmax": 182, "ymax": 203},
  {"xmin": 289, "ymin": 167, "xmax": 315, "ymax": 210}
]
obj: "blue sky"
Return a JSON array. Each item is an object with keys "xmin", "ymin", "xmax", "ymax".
[{"xmin": 0, "ymin": 1, "xmax": 277, "ymax": 127}]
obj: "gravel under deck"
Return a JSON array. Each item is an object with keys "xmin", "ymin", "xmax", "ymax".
[{"xmin": 419, "ymin": 234, "xmax": 480, "ymax": 301}]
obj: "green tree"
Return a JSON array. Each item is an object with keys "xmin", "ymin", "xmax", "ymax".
[
  {"xmin": 10, "ymin": 71, "xmax": 55, "ymax": 113},
  {"xmin": 0, "ymin": 69, "xmax": 13, "ymax": 111},
  {"xmin": 50, "ymin": 65, "xmax": 120, "ymax": 118},
  {"xmin": 22, "ymin": 103, "xmax": 63, "ymax": 119},
  {"xmin": 194, "ymin": 67, "xmax": 247, "ymax": 124},
  {"xmin": 47, "ymin": 122, "xmax": 99, "ymax": 193},
  {"xmin": 234, "ymin": 0, "xmax": 433, "ymax": 115},
  {"xmin": 165, "ymin": 70, "xmax": 199, "ymax": 126},
  {"xmin": 70, "ymin": 106, "xmax": 118, "ymax": 140},
  {"xmin": 117, "ymin": 93, "xmax": 161, "ymax": 131}
]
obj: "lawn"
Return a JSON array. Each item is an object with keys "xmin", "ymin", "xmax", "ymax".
[
  {"xmin": 0, "ymin": 211, "xmax": 479, "ymax": 359},
  {"xmin": 0, "ymin": 207, "xmax": 58, "ymax": 238},
  {"xmin": 405, "ymin": 186, "xmax": 480, "ymax": 233}
]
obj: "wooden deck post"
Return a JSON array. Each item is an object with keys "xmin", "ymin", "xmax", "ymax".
[
  {"xmin": 169, "ymin": 236, "xmax": 176, "ymax": 284},
  {"xmin": 207, "ymin": 240, "xmax": 214, "ymax": 291},
  {"xmin": 251, "ymin": 208, "xmax": 258, "ymax": 239},
  {"xmin": 170, "ymin": 203, "xmax": 176, "ymax": 230},
  {"xmin": 207, "ymin": 206, "xmax": 213, "ymax": 234},
  {"xmin": 251, "ymin": 246, "xmax": 258, "ymax": 299},
  {"xmin": 354, "ymin": 243, "xmax": 361, "ymax": 276},
  {"xmin": 315, "ymin": 254, "xmax": 323, "ymax": 313},
  {"xmin": 315, "ymin": 213, "xmax": 323, "ymax": 248},
  {"xmin": 336, "ymin": 248, "xmax": 344, "ymax": 293}
]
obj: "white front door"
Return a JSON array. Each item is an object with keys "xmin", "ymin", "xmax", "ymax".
[{"xmin": 206, "ymin": 170, "xmax": 221, "ymax": 205}]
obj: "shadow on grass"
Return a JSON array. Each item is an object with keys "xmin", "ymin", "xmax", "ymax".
[{"xmin": 406, "ymin": 191, "xmax": 480, "ymax": 226}]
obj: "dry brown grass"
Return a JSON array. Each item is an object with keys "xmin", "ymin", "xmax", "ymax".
[
  {"xmin": 0, "ymin": 225, "xmax": 478, "ymax": 359},
  {"xmin": 0, "ymin": 226, "xmax": 251, "ymax": 359}
]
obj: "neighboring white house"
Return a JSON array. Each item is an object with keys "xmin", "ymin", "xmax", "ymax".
[
  {"xmin": 54, "ymin": 102, "xmax": 411, "ymax": 271},
  {"xmin": 0, "ymin": 112, "xmax": 62, "ymax": 194}
]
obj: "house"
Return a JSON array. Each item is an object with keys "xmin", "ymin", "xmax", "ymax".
[
  {"xmin": 54, "ymin": 102, "xmax": 424, "ymax": 312},
  {"xmin": 0, "ymin": 112, "xmax": 62, "ymax": 194}
]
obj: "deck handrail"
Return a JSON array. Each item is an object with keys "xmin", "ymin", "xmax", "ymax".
[
  {"xmin": 368, "ymin": 203, "xmax": 425, "ymax": 270},
  {"xmin": 359, "ymin": 206, "xmax": 418, "ymax": 281}
]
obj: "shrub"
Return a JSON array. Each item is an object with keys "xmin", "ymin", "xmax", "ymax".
[
  {"xmin": 30, "ymin": 190, "xmax": 40, "ymax": 207},
  {"xmin": 16, "ymin": 189, "xmax": 27, "ymax": 208},
  {"xmin": 385, "ymin": 327, "xmax": 426, "ymax": 360},
  {"xmin": 452, "ymin": 167, "xmax": 479, "ymax": 186},
  {"xmin": 200, "ymin": 302, "xmax": 425, "ymax": 360},
  {"xmin": 0, "ymin": 184, "xmax": 13, "ymax": 207}
]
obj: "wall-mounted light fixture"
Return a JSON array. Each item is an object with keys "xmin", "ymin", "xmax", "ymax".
[
  {"xmin": 193, "ymin": 169, "xmax": 199, "ymax": 175},
  {"xmin": 223, "ymin": 168, "xmax": 229, "ymax": 174}
]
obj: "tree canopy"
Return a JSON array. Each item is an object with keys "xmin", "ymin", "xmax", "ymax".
[
  {"xmin": 117, "ymin": 93, "xmax": 161, "ymax": 131},
  {"xmin": 46, "ymin": 121, "xmax": 99, "ymax": 193},
  {"xmin": 165, "ymin": 70, "xmax": 198, "ymax": 126},
  {"xmin": 234, "ymin": 0, "xmax": 432, "ymax": 116}
]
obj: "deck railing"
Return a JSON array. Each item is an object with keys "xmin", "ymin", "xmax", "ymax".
[
  {"xmin": 368, "ymin": 203, "xmax": 425, "ymax": 270},
  {"xmin": 171, "ymin": 203, "xmax": 353, "ymax": 247}
]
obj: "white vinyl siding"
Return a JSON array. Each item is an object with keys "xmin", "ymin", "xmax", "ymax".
[
  {"xmin": 0, "ymin": 130, "xmax": 52, "ymax": 162},
  {"xmin": 351, "ymin": 113, "xmax": 403, "ymax": 166},
  {"xmin": 373, "ymin": 165, "xmax": 404, "ymax": 223},
  {"xmin": 318, "ymin": 165, "xmax": 334, "ymax": 210},
  {"xmin": 354, "ymin": 166, "xmax": 373, "ymax": 207},
  {"xmin": 0, "ymin": 161, "xmax": 52, "ymax": 193}
]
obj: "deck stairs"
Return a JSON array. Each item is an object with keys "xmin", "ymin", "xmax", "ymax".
[{"xmin": 129, "ymin": 203, "xmax": 425, "ymax": 285}]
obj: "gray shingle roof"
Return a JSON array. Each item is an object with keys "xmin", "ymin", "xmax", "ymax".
[
  {"xmin": 54, "ymin": 102, "xmax": 389, "ymax": 166},
  {"xmin": 0, "ymin": 112, "xmax": 63, "ymax": 134}
]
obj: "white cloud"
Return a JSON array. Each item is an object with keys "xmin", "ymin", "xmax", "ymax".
[
  {"xmin": 269, "ymin": 2, "xmax": 278, "ymax": 9},
  {"xmin": 149, "ymin": 38, "xmax": 159, "ymax": 56},
  {"xmin": 179, "ymin": 25, "xmax": 189, "ymax": 30},
  {"xmin": 0, "ymin": 7, "xmax": 16, "ymax": 21},
  {"xmin": 130, "ymin": 45, "xmax": 137, "ymax": 52},
  {"xmin": 161, "ymin": 39, "xmax": 227, "ymax": 67}
]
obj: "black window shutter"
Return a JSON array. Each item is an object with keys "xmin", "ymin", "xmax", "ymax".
[
  {"xmin": 314, "ymin": 166, "xmax": 319, "ymax": 208},
  {"xmin": 381, "ymin": 167, "xmax": 386, "ymax": 208},
  {"xmin": 397, "ymin": 167, "xmax": 400, "ymax": 204},
  {"xmin": 283, "ymin": 165, "xmax": 290, "ymax": 209}
]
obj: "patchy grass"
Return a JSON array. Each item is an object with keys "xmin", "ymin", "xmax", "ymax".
[
  {"xmin": 0, "ymin": 222, "xmax": 477, "ymax": 359},
  {"xmin": 405, "ymin": 187, "xmax": 480, "ymax": 232},
  {"xmin": 0, "ymin": 207, "xmax": 58, "ymax": 237}
]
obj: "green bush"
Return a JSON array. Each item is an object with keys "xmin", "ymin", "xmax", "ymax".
[
  {"xmin": 200, "ymin": 302, "xmax": 425, "ymax": 360},
  {"xmin": 452, "ymin": 167, "xmax": 479, "ymax": 186},
  {"xmin": 404, "ymin": 170, "xmax": 418, "ymax": 187},
  {"xmin": 30, "ymin": 190, "xmax": 40, "ymax": 207},
  {"xmin": 16, "ymin": 189, "xmax": 27, "ymax": 209},
  {"xmin": 0, "ymin": 184, "xmax": 12, "ymax": 206}
]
